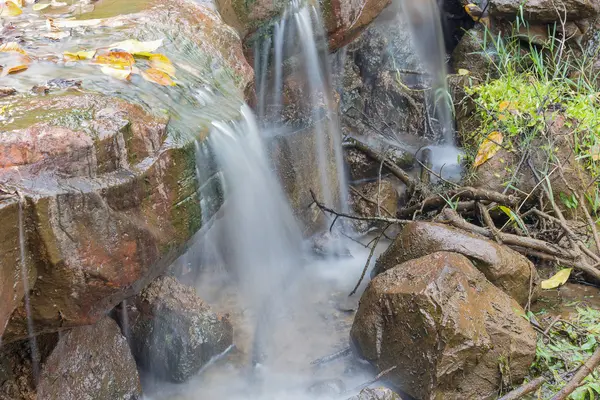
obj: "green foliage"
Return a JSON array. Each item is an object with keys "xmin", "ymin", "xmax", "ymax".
[
  {"xmin": 461, "ymin": 20, "xmax": 600, "ymax": 210},
  {"xmin": 526, "ymin": 307, "xmax": 600, "ymax": 399}
]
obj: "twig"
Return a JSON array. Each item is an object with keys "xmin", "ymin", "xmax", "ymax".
[
  {"xmin": 349, "ymin": 186, "xmax": 394, "ymax": 218},
  {"xmin": 550, "ymin": 345, "xmax": 600, "ymax": 400},
  {"xmin": 310, "ymin": 190, "xmax": 410, "ymax": 226},
  {"xmin": 349, "ymin": 225, "xmax": 388, "ymax": 296},
  {"xmin": 498, "ymin": 376, "xmax": 546, "ymax": 400},
  {"xmin": 398, "ymin": 187, "xmax": 519, "ymax": 218},
  {"xmin": 343, "ymin": 138, "xmax": 416, "ymax": 191},
  {"xmin": 478, "ymin": 202, "xmax": 502, "ymax": 244},
  {"xmin": 310, "ymin": 347, "xmax": 351, "ymax": 366},
  {"xmin": 349, "ymin": 365, "xmax": 398, "ymax": 393}
]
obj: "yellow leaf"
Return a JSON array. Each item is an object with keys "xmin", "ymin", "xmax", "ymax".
[
  {"xmin": 149, "ymin": 54, "xmax": 175, "ymax": 77},
  {"xmin": 498, "ymin": 100, "xmax": 519, "ymax": 112},
  {"xmin": 0, "ymin": 1, "xmax": 22, "ymax": 17},
  {"xmin": 33, "ymin": 3, "xmax": 50, "ymax": 10},
  {"xmin": 94, "ymin": 51, "xmax": 135, "ymax": 69},
  {"xmin": 541, "ymin": 268, "xmax": 572, "ymax": 289},
  {"xmin": 474, "ymin": 131, "xmax": 503, "ymax": 168},
  {"xmin": 458, "ymin": 69, "xmax": 470, "ymax": 76},
  {"xmin": 141, "ymin": 68, "xmax": 175, "ymax": 86},
  {"xmin": 0, "ymin": 42, "xmax": 27, "ymax": 55},
  {"xmin": 109, "ymin": 39, "xmax": 163, "ymax": 55},
  {"xmin": 64, "ymin": 50, "xmax": 96, "ymax": 61},
  {"xmin": 100, "ymin": 66, "xmax": 131, "ymax": 81}
]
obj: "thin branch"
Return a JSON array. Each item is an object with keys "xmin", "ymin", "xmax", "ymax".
[
  {"xmin": 550, "ymin": 346, "xmax": 600, "ymax": 400},
  {"xmin": 498, "ymin": 376, "xmax": 546, "ymax": 400},
  {"xmin": 349, "ymin": 225, "xmax": 388, "ymax": 297}
]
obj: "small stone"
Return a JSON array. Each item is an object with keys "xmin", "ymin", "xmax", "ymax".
[
  {"xmin": 0, "ymin": 87, "xmax": 16, "ymax": 98},
  {"xmin": 347, "ymin": 387, "xmax": 403, "ymax": 400}
]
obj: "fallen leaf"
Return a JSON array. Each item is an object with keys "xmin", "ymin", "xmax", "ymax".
[
  {"xmin": 0, "ymin": 42, "xmax": 27, "ymax": 55},
  {"xmin": 458, "ymin": 68, "xmax": 470, "ymax": 76},
  {"xmin": 63, "ymin": 50, "xmax": 96, "ymax": 61},
  {"xmin": 0, "ymin": 1, "xmax": 22, "ymax": 17},
  {"xmin": 149, "ymin": 54, "xmax": 175, "ymax": 77},
  {"xmin": 541, "ymin": 268, "xmax": 572, "ymax": 289},
  {"xmin": 474, "ymin": 131, "xmax": 503, "ymax": 168},
  {"xmin": 32, "ymin": 3, "xmax": 50, "ymax": 10},
  {"xmin": 109, "ymin": 39, "xmax": 163, "ymax": 55},
  {"xmin": 498, "ymin": 100, "xmax": 519, "ymax": 112},
  {"xmin": 94, "ymin": 51, "xmax": 134, "ymax": 69},
  {"xmin": 100, "ymin": 66, "xmax": 131, "ymax": 81},
  {"xmin": 141, "ymin": 68, "xmax": 175, "ymax": 86}
]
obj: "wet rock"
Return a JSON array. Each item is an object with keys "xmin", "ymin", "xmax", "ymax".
[
  {"xmin": 469, "ymin": 113, "xmax": 594, "ymax": 218},
  {"xmin": 0, "ymin": 87, "xmax": 16, "ymax": 98},
  {"xmin": 347, "ymin": 387, "xmax": 403, "ymax": 400},
  {"xmin": 351, "ymin": 252, "xmax": 537, "ymax": 400},
  {"xmin": 0, "ymin": 93, "xmax": 218, "ymax": 344},
  {"xmin": 37, "ymin": 317, "xmax": 141, "ymax": 400},
  {"xmin": 268, "ymin": 124, "xmax": 342, "ymax": 234},
  {"xmin": 344, "ymin": 144, "xmax": 415, "ymax": 182},
  {"xmin": 219, "ymin": 0, "xmax": 390, "ymax": 50},
  {"xmin": 127, "ymin": 276, "xmax": 233, "ymax": 383},
  {"xmin": 308, "ymin": 378, "xmax": 346, "ymax": 397},
  {"xmin": 374, "ymin": 222, "xmax": 540, "ymax": 305},
  {"xmin": 0, "ymin": 334, "xmax": 58, "ymax": 400},
  {"xmin": 349, "ymin": 180, "xmax": 398, "ymax": 234},
  {"xmin": 489, "ymin": 0, "xmax": 600, "ymax": 23},
  {"xmin": 452, "ymin": 28, "xmax": 499, "ymax": 80}
]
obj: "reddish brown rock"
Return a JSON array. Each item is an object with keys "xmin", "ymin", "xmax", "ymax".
[
  {"xmin": 0, "ymin": 94, "xmax": 219, "ymax": 344},
  {"xmin": 489, "ymin": 0, "xmax": 600, "ymax": 23},
  {"xmin": 351, "ymin": 252, "xmax": 537, "ymax": 400},
  {"xmin": 37, "ymin": 317, "xmax": 141, "ymax": 400},
  {"xmin": 374, "ymin": 222, "xmax": 540, "ymax": 306}
]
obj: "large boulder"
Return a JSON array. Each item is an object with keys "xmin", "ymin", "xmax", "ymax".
[
  {"xmin": 374, "ymin": 222, "xmax": 540, "ymax": 305},
  {"xmin": 126, "ymin": 276, "xmax": 233, "ymax": 383},
  {"xmin": 489, "ymin": 0, "xmax": 600, "ymax": 23},
  {"xmin": 0, "ymin": 0, "xmax": 252, "ymax": 344},
  {"xmin": 37, "ymin": 317, "xmax": 141, "ymax": 400},
  {"xmin": 351, "ymin": 252, "xmax": 537, "ymax": 400},
  {"xmin": 217, "ymin": 0, "xmax": 391, "ymax": 50}
]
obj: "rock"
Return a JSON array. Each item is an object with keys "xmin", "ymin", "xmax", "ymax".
[
  {"xmin": 0, "ymin": 334, "xmax": 58, "ymax": 400},
  {"xmin": 0, "ymin": 0, "xmax": 253, "ymax": 343},
  {"xmin": 0, "ymin": 93, "xmax": 218, "ymax": 344},
  {"xmin": 37, "ymin": 317, "xmax": 141, "ymax": 400},
  {"xmin": 349, "ymin": 180, "xmax": 398, "ymax": 234},
  {"xmin": 0, "ymin": 87, "xmax": 16, "ymax": 98},
  {"xmin": 344, "ymin": 143, "xmax": 415, "ymax": 183},
  {"xmin": 311, "ymin": 231, "xmax": 352, "ymax": 258},
  {"xmin": 347, "ymin": 387, "xmax": 403, "ymax": 400},
  {"xmin": 126, "ymin": 276, "xmax": 233, "ymax": 383},
  {"xmin": 218, "ymin": 0, "xmax": 390, "ymax": 50},
  {"xmin": 351, "ymin": 252, "xmax": 537, "ymax": 400},
  {"xmin": 469, "ymin": 113, "xmax": 594, "ymax": 218},
  {"xmin": 374, "ymin": 222, "xmax": 540, "ymax": 305},
  {"xmin": 452, "ymin": 28, "xmax": 499, "ymax": 80},
  {"xmin": 489, "ymin": 0, "xmax": 600, "ymax": 23}
]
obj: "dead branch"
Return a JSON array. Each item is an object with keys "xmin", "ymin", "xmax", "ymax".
[
  {"xmin": 397, "ymin": 187, "xmax": 519, "ymax": 218},
  {"xmin": 310, "ymin": 347, "xmax": 351, "ymax": 366},
  {"xmin": 348, "ymin": 365, "xmax": 398, "ymax": 393},
  {"xmin": 550, "ymin": 346, "xmax": 600, "ymax": 400},
  {"xmin": 310, "ymin": 190, "xmax": 410, "ymax": 226},
  {"xmin": 343, "ymin": 138, "xmax": 416, "ymax": 191},
  {"xmin": 349, "ymin": 186, "xmax": 394, "ymax": 218},
  {"xmin": 349, "ymin": 225, "xmax": 388, "ymax": 297},
  {"xmin": 498, "ymin": 376, "xmax": 546, "ymax": 400}
]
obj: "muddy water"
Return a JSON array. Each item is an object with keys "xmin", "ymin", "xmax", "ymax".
[{"xmin": 533, "ymin": 283, "xmax": 600, "ymax": 320}]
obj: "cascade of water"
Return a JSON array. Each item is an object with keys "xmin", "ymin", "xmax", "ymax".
[
  {"xmin": 253, "ymin": 0, "xmax": 349, "ymax": 216},
  {"xmin": 17, "ymin": 197, "xmax": 40, "ymax": 383},
  {"xmin": 393, "ymin": 0, "xmax": 464, "ymax": 181}
]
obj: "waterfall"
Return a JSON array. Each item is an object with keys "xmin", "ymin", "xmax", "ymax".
[{"xmin": 252, "ymin": 0, "xmax": 349, "ymax": 216}]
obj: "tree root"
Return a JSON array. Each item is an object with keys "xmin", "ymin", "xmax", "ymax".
[{"xmin": 498, "ymin": 376, "xmax": 546, "ymax": 400}]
